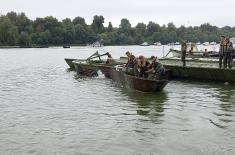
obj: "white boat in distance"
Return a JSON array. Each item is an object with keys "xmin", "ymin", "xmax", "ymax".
[
  {"xmin": 140, "ymin": 42, "xmax": 150, "ymax": 46},
  {"xmin": 175, "ymin": 42, "xmax": 180, "ymax": 45},
  {"xmin": 91, "ymin": 41, "xmax": 103, "ymax": 47},
  {"xmin": 203, "ymin": 42, "xmax": 210, "ymax": 46},
  {"xmin": 168, "ymin": 43, "xmax": 175, "ymax": 46},
  {"xmin": 210, "ymin": 42, "xmax": 217, "ymax": 45},
  {"xmin": 154, "ymin": 42, "xmax": 162, "ymax": 46}
]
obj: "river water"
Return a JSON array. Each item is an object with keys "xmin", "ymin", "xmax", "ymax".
[{"xmin": 0, "ymin": 46, "xmax": 234, "ymax": 155}]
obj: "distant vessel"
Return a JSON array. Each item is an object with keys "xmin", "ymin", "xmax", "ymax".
[
  {"xmin": 196, "ymin": 42, "xmax": 201, "ymax": 45},
  {"xmin": 168, "ymin": 43, "xmax": 175, "ymax": 46},
  {"xmin": 154, "ymin": 42, "xmax": 162, "ymax": 46},
  {"xmin": 92, "ymin": 41, "xmax": 103, "ymax": 47},
  {"xmin": 170, "ymin": 43, "xmax": 200, "ymax": 57},
  {"xmin": 210, "ymin": 42, "xmax": 217, "ymax": 45},
  {"xmin": 168, "ymin": 43, "xmax": 219, "ymax": 58},
  {"xmin": 203, "ymin": 42, "xmax": 210, "ymax": 46},
  {"xmin": 140, "ymin": 42, "xmax": 150, "ymax": 46},
  {"xmin": 175, "ymin": 42, "xmax": 180, "ymax": 45},
  {"xmin": 63, "ymin": 45, "xmax": 70, "ymax": 48}
]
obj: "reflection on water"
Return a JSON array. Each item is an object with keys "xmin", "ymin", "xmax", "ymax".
[
  {"xmin": 121, "ymin": 89, "xmax": 168, "ymax": 123},
  {"xmin": 213, "ymin": 85, "xmax": 235, "ymax": 129},
  {"xmin": 0, "ymin": 47, "xmax": 235, "ymax": 155},
  {"xmin": 170, "ymin": 80, "xmax": 235, "ymax": 130},
  {"xmin": 217, "ymin": 84, "xmax": 235, "ymax": 103}
]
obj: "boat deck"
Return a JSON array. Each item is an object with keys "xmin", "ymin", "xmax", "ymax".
[
  {"xmin": 160, "ymin": 58, "xmax": 235, "ymax": 69},
  {"xmin": 160, "ymin": 58, "xmax": 235, "ymax": 82}
]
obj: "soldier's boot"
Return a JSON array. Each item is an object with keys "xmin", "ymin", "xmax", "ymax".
[
  {"xmin": 228, "ymin": 55, "xmax": 232, "ymax": 69},
  {"xmin": 223, "ymin": 56, "xmax": 228, "ymax": 69},
  {"xmin": 219, "ymin": 62, "xmax": 222, "ymax": 69},
  {"xmin": 219, "ymin": 56, "xmax": 223, "ymax": 68},
  {"xmin": 228, "ymin": 60, "xmax": 232, "ymax": 69}
]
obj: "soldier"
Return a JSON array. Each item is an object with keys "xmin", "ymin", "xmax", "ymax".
[
  {"xmin": 125, "ymin": 51, "xmax": 136, "ymax": 75},
  {"xmin": 219, "ymin": 36, "xmax": 226, "ymax": 68},
  {"xmin": 224, "ymin": 38, "xmax": 234, "ymax": 69},
  {"xmin": 146, "ymin": 56, "xmax": 166, "ymax": 80},
  {"xmin": 126, "ymin": 51, "xmax": 136, "ymax": 68},
  {"xmin": 230, "ymin": 41, "xmax": 235, "ymax": 67},
  {"xmin": 136, "ymin": 55, "xmax": 150, "ymax": 78},
  {"xmin": 105, "ymin": 53, "xmax": 115, "ymax": 64},
  {"xmin": 181, "ymin": 41, "xmax": 187, "ymax": 67}
]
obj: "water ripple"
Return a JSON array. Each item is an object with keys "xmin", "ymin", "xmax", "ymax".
[{"xmin": 0, "ymin": 48, "xmax": 235, "ymax": 154}]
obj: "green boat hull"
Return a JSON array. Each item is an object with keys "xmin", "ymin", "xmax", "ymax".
[
  {"xmin": 110, "ymin": 68, "xmax": 168, "ymax": 92},
  {"xmin": 64, "ymin": 58, "xmax": 76, "ymax": 69},
  {"xmin": 74, "ymin": 62, "xmax": 99, "ymax": 76},
  {"xmin": 73, "ymin": 60, "xmax": 121, "ymax": 77},
  {"xmin": 164, "ymin": 65, "xmax": 235, "ymax": 82}
]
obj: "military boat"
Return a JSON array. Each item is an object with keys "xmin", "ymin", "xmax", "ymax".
[
  {"xmin": 72, "ymin": 51, "xmax": 123, "ymax": 77},
  {"xmin": 160, "ymin": 57, "xmax": 235, "ymax": 82},
  {"xmin": 73, "ymin": 60, "xmax": 100, "ymax": 76},
  {"xmin": 110, "ymin": 66, "xmax": 168, "ymax": 92},
  {"xmin": 167, "ymin": 43, "xmax": 219, "ymax": 58},
  {"xmin": 65, "ymin": 58, "xmax": 76, "ymax": 69}
]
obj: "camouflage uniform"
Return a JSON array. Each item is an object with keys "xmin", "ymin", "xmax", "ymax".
[
  {"xmin": 126, "ymin": 55, "xmax": 136, "ymax": 75},
  {"xmin": 181, "ymin": 42, "xmax": 187, "ymax": 67},
  {"xmin": 224, "ymin": 41, "xmax": 234, "ymax": 69},
  {"xmin": 148, "ymin": 61, "xmax": 165, "ymax": 80},
  {"xmin": 219, "ymin": 41, "xmax": 226, "ymax": 68},
  {"xmin": 126, "ymin": 55, "xmax": 136, "ymax": 68},
  {"xmin": 137, "ymin": 61, "xmax": 150, "ymax": 78}
]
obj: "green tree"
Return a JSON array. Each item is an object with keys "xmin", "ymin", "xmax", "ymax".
[
  {"xmin": 0, "ymin": 16, "xmax": 18, "ymax": 46},
  {"xmin": 1, "ymin": 11, "xmax": 235, "ymax": 47},
  {"xmin": 135, "ymin": 23, "xmax": 147, "ymax": 36},
  {"xmin": 107, "ymin": 22, "xmax": 113, "ymax": 32},
  {"xmin": 119, "ymin": 18, "xmax": 132, "ymax": 34},
  {"xmin": 7, "ymin": 12, "xmax": 32, "ymax": 33},
  {"xmin": 62, "ymin": 18, "xmax": 75, "ymax": 44},
  {"xmin": 18, "ymin": 32, "xmax": 30, "ymax": 46},
  {"xmin": 91, "ymin": 15, "xmax": 105, "ymax": 33},
  {"xmin": 73, "ymin": 17, "xmax": 86, "ymax": 26},
  {"xmin": 146, "ymin": 21, "xmax": 161, "ymax": 36}
]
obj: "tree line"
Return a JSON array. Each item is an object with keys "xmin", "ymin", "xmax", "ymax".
[{"xmin": 0, "ymin": 11, "xmax": 235, "ymax": 46}]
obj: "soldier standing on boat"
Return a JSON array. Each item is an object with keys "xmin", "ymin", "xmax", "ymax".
[
  {"xmin": 224, "ymin": 38, "xmax": 234, "ymax": 69},
  {"xmin": 181, "ymin": 41, "xmax": 187, "ymax": 67},
  {"xmin": 219, "ymin": 36, "xmax": 226, "ymax": 68},
  {"xmin": 126, "ymin": 51, "xmax": 136, "ymax": 68},
  {"xmin": 126, "ymin": 51, "xmax": 136, "ymax": 75}
]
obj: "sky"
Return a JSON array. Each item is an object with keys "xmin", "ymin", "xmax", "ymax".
[{"xmin": 0, "ymin": 0, "xmax": 234, "ymax": 27}]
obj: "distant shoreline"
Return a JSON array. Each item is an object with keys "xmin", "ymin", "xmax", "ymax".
[
  {"xmin": 0, "ymin": 45, "xmax": 165, "ymax": 49},
  {"xmin": 0, "ymin": 45, "xmax": 49, "ymax": 49},
  {"xmin": 1, "ymin": 11, "xmax": 233, "ymax": 49}
]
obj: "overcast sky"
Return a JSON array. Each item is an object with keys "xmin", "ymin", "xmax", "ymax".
[{"xmin": 1, "ymin": 0, "xmax": 234, "ymax": 27}]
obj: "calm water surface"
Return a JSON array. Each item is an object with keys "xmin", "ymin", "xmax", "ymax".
[{"xmin": 0, "ymin": 46, "xmax": 235, "ymax": 155}]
